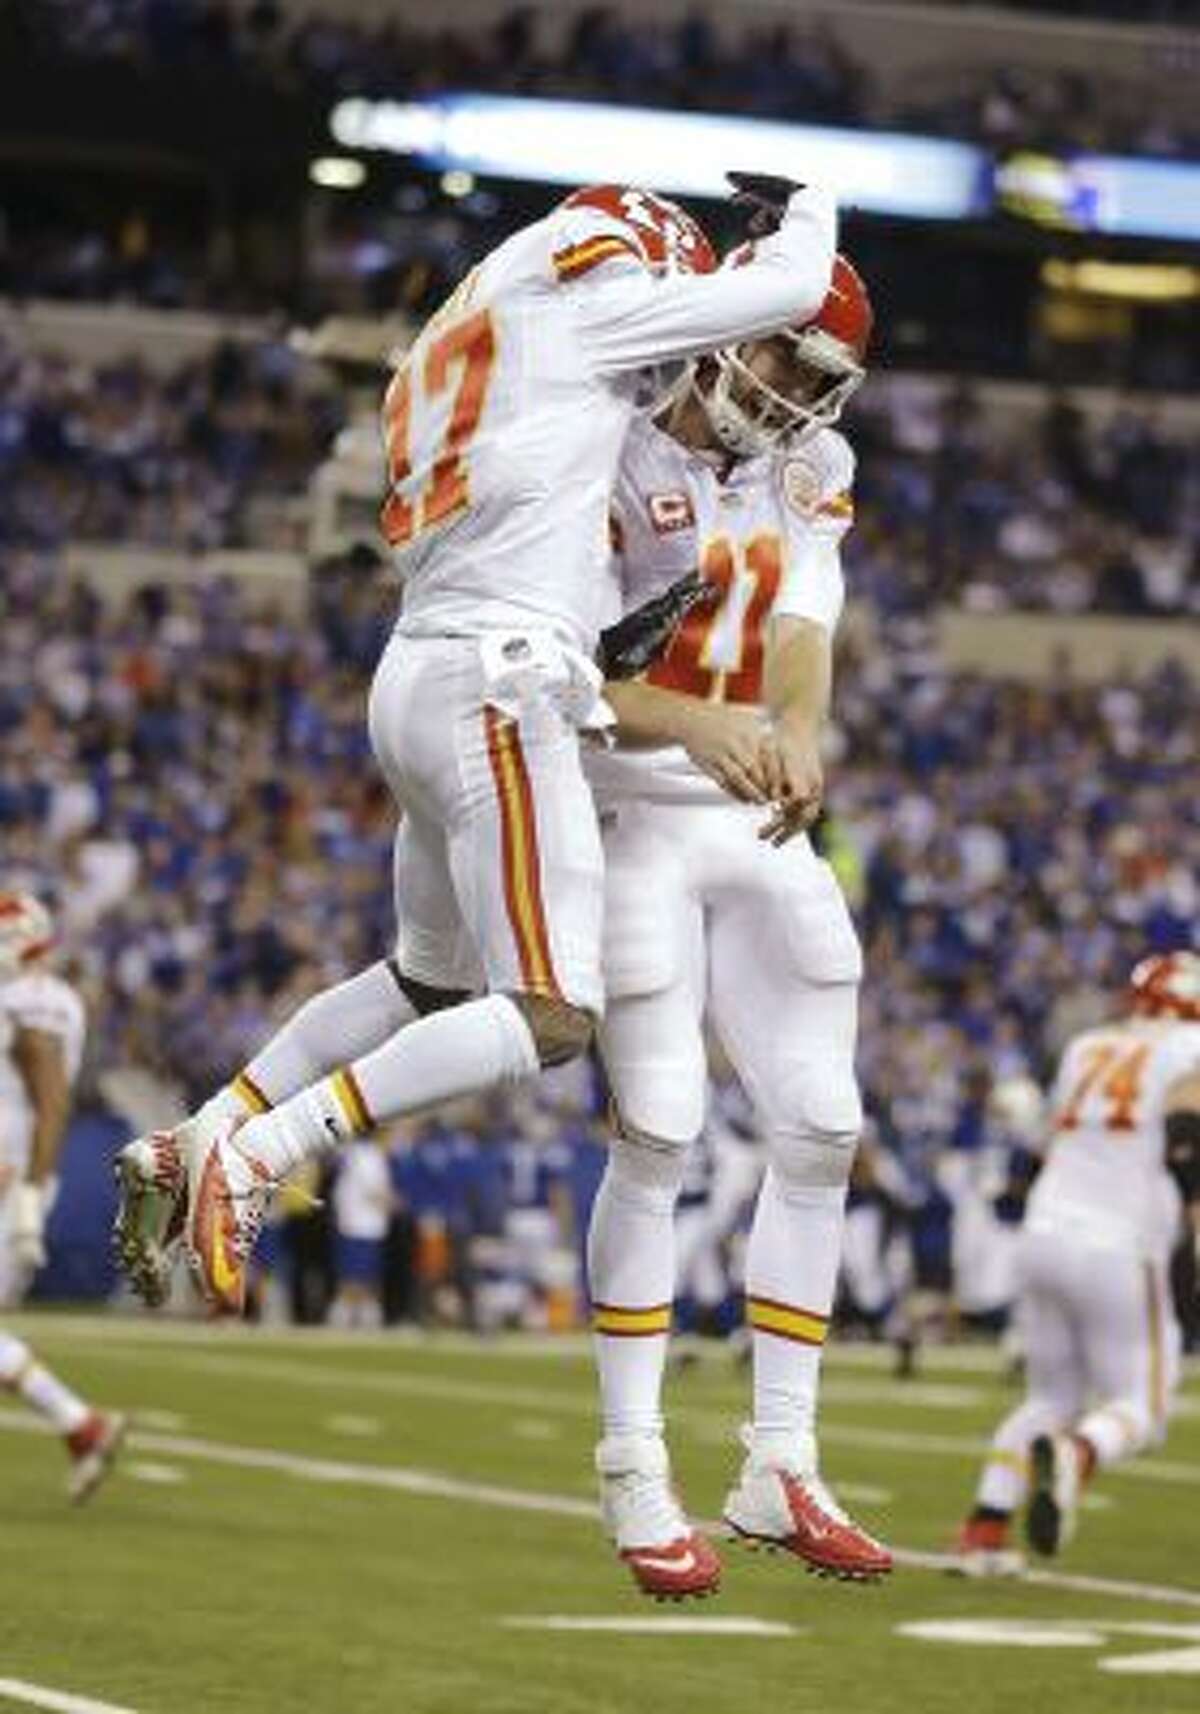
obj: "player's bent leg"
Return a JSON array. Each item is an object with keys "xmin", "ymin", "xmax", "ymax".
[
  {"xmin": 114, "ymin": 957, "xmax": 447, "ymax": 1307},
  {"xmin": 955, "ymin": 1396, "xmax": 1071, "ymax": 1575},
  {"xmin": 0, "ymin": 1329, "xmax": 126, "ymax": 1502},
  {"xmin": 1023, "ymin": 1253, "xmax": 1176, "ymax": 1559},
  {"xmin": 959, "ymin": 1253, "xmax": 1083, "ymax": 1569}
]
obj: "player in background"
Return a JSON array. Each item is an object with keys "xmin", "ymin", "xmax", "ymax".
[
  {"xmin": 955, "ymin": 952, "xmax": 1200, "ymax": 1575},
  {"xmin": 583, "ymin": 242, "xmax": 893, "ymax": 1597},
  {"xmin": 0, "ymin": 889, "xmax": 125, "ymax": 1501},
  {"xmin": 115, "ymin": 174, "xmax": 841, "ymax": 1317},
  {"xmin": 329, "ymin": 1138, "xmax": 395, "ymax": 1330}
]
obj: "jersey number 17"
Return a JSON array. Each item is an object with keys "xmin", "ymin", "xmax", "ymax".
[{"xmin": 380, "ymin": 307, "xmax": 497, "ymax": 549}]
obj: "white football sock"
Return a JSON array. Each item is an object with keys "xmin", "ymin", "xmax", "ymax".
[
  {"xmin": 0, "ymin": 1331, "xmax": 89, "ymax": 1436},
  {"xmin": 238, "ymin": 961, "xmax": 419, "ymax": 1109},
  {"xmin": 236, "ymin": 994, "xmax": 539, "ymax": 1178},
  {"xmin": 745, "ymin": 1140, "xmax": 850, "ymax": 1465},
  {"xmin": 1074, "ymin": 1399, "xmax": 1153, "ymax": 1468},
  {"xmin": 588, "ymin": 1134, "xmax": 687, "ymax": 1442}
]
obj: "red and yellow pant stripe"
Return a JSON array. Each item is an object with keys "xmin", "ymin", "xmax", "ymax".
[
  {"xmin": 592, "ymin": 1301, "xmax": 672, "ymax": 1339},
  {"xmin": 746, "ymin": 1294, "xmax": 829, "ymax": 1348},
  {"xmin": 1145, "ymin": 1262, "xmax": 1166, "ymax": 1430},
  {"xmin": 484, "ymin": 707, "xmax": 561, "ymax": 999}
]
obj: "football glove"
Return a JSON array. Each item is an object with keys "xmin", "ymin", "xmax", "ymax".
[
  {"xmin": 12, "ymin": 1182, "xmax": 46, "ymax": 1273},
  {"xmin": 597, "ymin": 570, "xmax": 717, "ymax": 681},
  {"xmin": 727, "ymin": 171, "xmax": 807, "ymax": 238}
]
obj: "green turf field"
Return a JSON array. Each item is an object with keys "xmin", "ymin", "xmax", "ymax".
[{"xmin": 0, "ymin": 1314, "xmax": 1197, "ymax": 1714}]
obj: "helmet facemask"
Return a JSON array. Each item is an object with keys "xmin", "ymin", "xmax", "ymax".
[{"xmin": 693, "ymin": 327, "xmax": 864, "ymax": 459}]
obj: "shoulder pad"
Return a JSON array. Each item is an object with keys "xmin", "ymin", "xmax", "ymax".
[
  {"xmin": 547, "ymin": 206, "xmax": 645, "ymax": 286},
  {"xmin": 777, "ymin": 428, "xmax": 855, "ymax": 523}
]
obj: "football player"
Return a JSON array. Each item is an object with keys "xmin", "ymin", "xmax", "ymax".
[
  {"xmin": 582, "ymin": 251, "xmax": 893, "ymax": 1596},
  {"xmin": 955, "ymin": 952, "xmax": 1200, "ymax": 1575},
  {"xmin": 0, "ymin": 889, "xmax": 125, "ymax": 1501},
  {"xmin": 115, "ymin": 176, "xmax": 841, "ymax": 1316}
]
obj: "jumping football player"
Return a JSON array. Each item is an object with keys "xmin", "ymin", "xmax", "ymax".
[
  {"xmin": 582, "ymin": 247, "xmax": 894, "ymax": 1595},
  {"xmin": 116, "ymin": 175, "xmax": 841, "ymax": 1316}
]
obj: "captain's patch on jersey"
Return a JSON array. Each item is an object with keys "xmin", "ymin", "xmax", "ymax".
[
  {"xmin": 647, "ymin": 490, "xmax": 695, "ymax": 534},
  {"xmin": 781, "ymin": 456, "xmax": 823, "ymax": 517}
]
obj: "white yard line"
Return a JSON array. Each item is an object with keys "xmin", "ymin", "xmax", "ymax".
[
  {"xmin": 2, "ymin": 1408, "xmax": 1198, "ymax": 1611},
  {"xmin": 500, "ymin": 1616, "xmax": 801, "ymax": 1637},
  {"xmin": 28, "ymin": 1339, "xmax": 1200, "ymax": 1490},
  {"xmin": 10, "ymin": 1314, "xmax": 1196, "ymax": 1385},
  {"xmin": 0, "ymin": 1678, "xmax": 139, "ymax": 1714}
]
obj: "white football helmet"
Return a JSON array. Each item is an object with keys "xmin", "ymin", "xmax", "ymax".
[{"xmin": 0, "ymin": 890, "xmax": 55, "ymax": 977}]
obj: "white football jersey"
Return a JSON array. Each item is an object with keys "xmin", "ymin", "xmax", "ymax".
[
  {"xmin": 0, "ymin": 970, "xmax": 86, "ymax": 1168},
  {"xmin": 588, "ymin": 413, "xmax": 853, "ymax": 803},
  {"xmin": 1027, "ymin": 1016, "xmax": 1200, "ymax": 1259},
  {"xmin": 384, "ymin": 190, "xmax": 837, "ymax": 654}
]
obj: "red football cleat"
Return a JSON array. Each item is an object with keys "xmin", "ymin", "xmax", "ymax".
[
  {"xmin": 620, "ymin": 1532, "xmax": 724, "ymax": 1601},
  {"xmin": 596, "ymin": 1436, "xmax": 722, "ymax": 1601},
  {"xmin": 66, "ymin": 1410, "xmax": 128, "ymax": 1505},
  {"xmin": 724, "ymin": 1458, "xmax": 893, "ymax": 1582}
]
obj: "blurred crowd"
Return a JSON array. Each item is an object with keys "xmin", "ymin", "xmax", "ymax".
[
  {"xmin": 3, "ymin": 331, "xmax": 1195, "ymax": 618},
  {"xmin": 852, "ymin": 380, "xmax": 1200, "ymax": 618},
  {"xmin": 0, "ymin": 334, "xmax": 343, "ymax": 553},
  {"xmin": 17, "ymin": 0, "xmax": 1198, "ymax": 158}
]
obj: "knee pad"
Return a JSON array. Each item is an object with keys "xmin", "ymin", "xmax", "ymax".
[
  {"xmin": 768, "ymin": 1063, "xmax": 862, "ymax": 1191},
  {"xmin": 606, "ymin": 1129, "xmax": 689, "ymax": 1208},
  {"xmin": 769, "ymin": 1124, "xmax": 859, "ymax": 1192}
]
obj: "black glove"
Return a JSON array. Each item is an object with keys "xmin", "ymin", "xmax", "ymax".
[
  {"xmin": 727, "ymin": 171, "xmax": 806, "ymax": 239},
  {"xmin": 597, "ymin": 570, "xmax": 718, "ymax": 680}
]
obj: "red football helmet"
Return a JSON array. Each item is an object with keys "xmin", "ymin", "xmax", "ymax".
[
  {"xmin": 0, "ymin": 890, "xmax": 54, "ymax": 977},
  {"xmin": 1128, "ymin": 951, "xmax": 1200, "ymax": 1022},
  {"xmin": 698, "ymin": 252, "xmax": 872, "ymax": 456},
  {"xmin": 559, "ymin": 184, "xmax": 717, "ymax": 277}
]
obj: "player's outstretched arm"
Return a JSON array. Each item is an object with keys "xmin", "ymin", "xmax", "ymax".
[{"xmin": 574, "ymin": 183, "xmax": 837, "ymax": 374}]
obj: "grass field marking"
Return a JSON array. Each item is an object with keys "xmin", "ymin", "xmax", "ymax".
[
  {"xmin": 325, "ymin": 1414, "xmax": 383, "ymax": 1437},
  {"xmin": 892, "ymin": 1544, "xmax": 1200, "ymax": 1609},
  {"xmin": 1101, "ymin": 1646, "xmax": 1200, "ymax": 1674},
  {"xmin": 898, "ymin": 1618, "xmax": 1200, "ymax": 1676},
  {"xmin": 11, "ymin": 1340, "xmax": 1200, "ymax": 1492},
  {"xmin": 899, "ymin": 1618, "xmax": 1107, "ymax": 1647},
  {"xmin": 3, "ymin": 1407, "xmax": 1198, "ymax": 1612},
  {"xmin": 123, "ymin": 1462, "xmax": 186, "ymax": 1486},
  {"xmin": 0, "ymin": 1678, "xmax": 140, "ymax": 1714},
  {"xmin": 499, "ymin": 1616, "xmax": 802, "ymax": 1637}
]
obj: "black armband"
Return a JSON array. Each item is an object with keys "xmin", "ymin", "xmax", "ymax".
[
  {"xmin": 1165, "ymin": 1110, "xmax": 1200, "ymax": 1202},
  {"xmin": 597, "ymin": 571, "xmax": 716, "ymax": 680}
]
